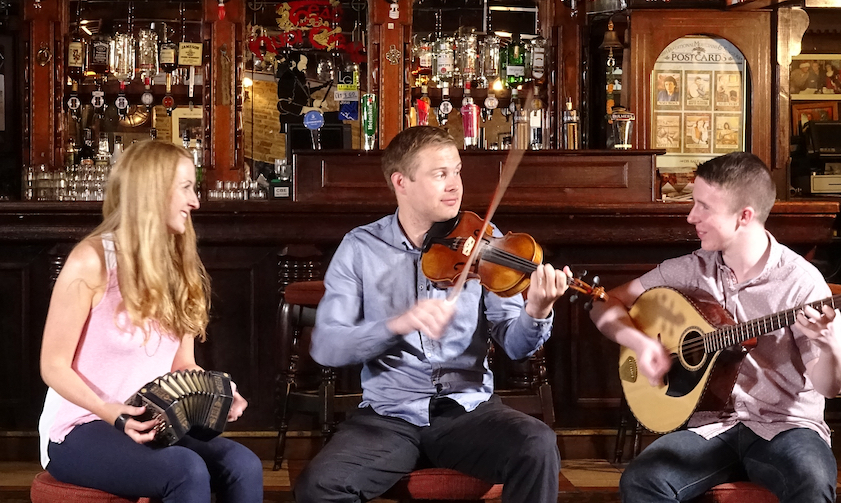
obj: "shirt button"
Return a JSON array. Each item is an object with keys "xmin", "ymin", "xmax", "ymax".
[
  {"xmin": 418, "ymin": 285, "xmax": 424, "ymax": 290},
  {"xmin": 426, "ymin": 352, "xmax": 432, "ymax": 358}
]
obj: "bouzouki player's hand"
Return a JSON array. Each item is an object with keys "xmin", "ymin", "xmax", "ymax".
[
  {"xmin": 636, "ymin": 336, "xmax": 672, "ymax": 387},
  {"xmin": 797, "ymin": 304, "xmax": 840, "ymax": 349}
]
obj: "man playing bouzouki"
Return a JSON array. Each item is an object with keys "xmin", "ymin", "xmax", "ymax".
[{"xmin": 590, "ymin": 152, "xmax": 841, "ymax": 503}]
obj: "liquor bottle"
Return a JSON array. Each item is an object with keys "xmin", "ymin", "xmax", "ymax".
[
  {"xmin": 437, "ymin": 82, "xmax": 452, "ymax": 126},
  {"xmin": 111, "ymin": 28, "xmax": 135, "ymax": 119},
  {"xmin": 86, "ymin": 34, "xmax": 111, "ymax": 77},
  {"xmin": 456, "ymin": 27, "xmax": 479, "ymax": 88},
  {"xmin": 138, "ymin": 24, "xmax": 160, "ymax": 94},
  {"xmin": 481, "ymin": 33, "xmax": 501, "ymax": 90},
  {"xmin": 95, "ymin": 133, "xmax": 112, "ymax": 172},
  {"xmin": 431, "ymin": 10, "xmax": 453, "ymax": 87},
  {"xmin": 112, "ymin": 136, "xmax": 125, "ymax": 166},
  {"xmin": 506, "ymin": 34, "xmax": 527, "ymax": 87},
  {"xmin": 563, "ymin": 97, "xmax": 580, "ymax": 150},
  {"xmin": 150, "ymin": 128, "xmax": 158, "ymax": 140},
  {"xmin": 67, "ymin": 29, "xmax": 85, "ymax": 83},
  {"xmin": 511, "ymin": 89, "xmax": 529, "ymax": 150},
  {"xmin": 417, "ymin": 85, "xmax": 431, "ymax": 126},
  {"xmin": 461, "ymin": 82, "xmax": 480, "ymax": 149},
  {"xmin": 111, "ymin": 29, "xmax": 135, "ymax": 83},
  {"xmin": 79, "ymin": 128, "xmax": 95, "ymax": 172},
  {"xmin": 528, "ymin": 35, "xmax": 547, "ymax": 85},
  {"xmin": 192, "ymin": 139, "xmax": 204, "ymax": 198},
  {"xmin": 182, "ymin": 129, "xmax": 191, "ymax": 150},
  {"xmin": 412, "ymin": 36, "xmax": 433, "ymax": 88},
  {"xmin": 159, "ymin": 23, "xmax": 178, "ymax": 74},
  {"xmin": 529, "ymin": 89, "xmax": 545, "ymax": 150},
  {"xmin": 64, "ymin": 137, "xmax": 79, "ymax": 169}
]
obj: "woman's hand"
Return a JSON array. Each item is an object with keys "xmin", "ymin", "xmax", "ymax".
[
  {"xmin": 228, "ymin": 389, "xmax": 248, "ymax": 422},
  {"xmin": 103, "ymin": 403, "xmax": 158, "ymax": 444}
]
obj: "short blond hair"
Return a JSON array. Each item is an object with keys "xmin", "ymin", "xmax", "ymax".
[{"xmin": 381, "ymin": 126, "xmax": 457, "ymax": 192}]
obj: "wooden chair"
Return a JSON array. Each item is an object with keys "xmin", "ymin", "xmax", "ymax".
[
  {"xmin": 272, "ymin": 280, "xmax": 362, "ymax": 471},
  {"xmin": 275, "ymin": 280, "xmax": 556, "ymax": 501},
  {"xmin": 30, "ymin": 472, "xmax": 160, "ymax": 503}
]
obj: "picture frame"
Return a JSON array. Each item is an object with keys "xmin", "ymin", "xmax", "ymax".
[
  {"xmin": 790, "ymin": 54, "xmax": 841, "ymax": 100},
  {"xmin": 790, "ymin": 101, "xmax": 838, "ymax": 135},
  {"xmin": 171, "ymin": 107, "xmax": 204, "ymax": 146}
]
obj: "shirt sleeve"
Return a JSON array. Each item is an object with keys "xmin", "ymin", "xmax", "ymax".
[
  {"xmin": 484, "ymin": 290, "xmax": 554, "ymax": 361},
  {"xmin": 638, "ymin": 253, "xmax": 700, "ymax": 292},
  {"xmin": 309, "ymin": 234, "xmax": 400, "ymax": 368}
]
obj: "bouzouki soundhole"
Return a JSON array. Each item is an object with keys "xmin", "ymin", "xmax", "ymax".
[{"xmin": 678, "ymin": 327, "xmax": 707, "ymax": 370}]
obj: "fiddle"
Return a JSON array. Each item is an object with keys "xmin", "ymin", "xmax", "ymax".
[{"xmin": 421, "ymin": 211, "xmax": 609, "ymax": 308}]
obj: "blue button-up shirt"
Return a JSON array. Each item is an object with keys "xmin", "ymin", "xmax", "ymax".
[{"xmin": 310, "ymin": 212, "xmax": 554, "ymax": 427}]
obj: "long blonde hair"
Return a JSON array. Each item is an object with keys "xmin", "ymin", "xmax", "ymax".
[{"xmin": 91, "ymin": 140, "xmax": 209, "ymax": 341}]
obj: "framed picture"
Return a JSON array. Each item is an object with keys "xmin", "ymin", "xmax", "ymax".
[
  {"xmin": 713, "ymin": 115, "xmax": 741, "ymax": 153},
  {"xmin": 791, "ymin": 101, "xmax": 838, "ymax": 135},
  {"xmin": 684, "ymin": 70, "xmax": 712, "ymax": 111},
  {"xmin": 713, "ymin": 71, "xmax": 742, "ymax": 112},
  {"xmin": 171, "ymin": 107, "xmax": 204, "ymax": 146},
  {"xmin": 653, "ymin": 70, "xmax": 682, "ymax": 109},
  {"xmin": 790, "ymin": 54, "xmax": 841, "ymax": 100},
  {"xmin": 653, "ymin": 113, "xmax": 682, "ymax": 153},
  {"xmin": 684, "ymin": 113, "xmax": 712, "ymax": 153}
]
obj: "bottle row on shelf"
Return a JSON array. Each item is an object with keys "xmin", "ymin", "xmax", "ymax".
[{"xmin": 410, "ymin": 25, "xmax": 548, "ymax": 91}]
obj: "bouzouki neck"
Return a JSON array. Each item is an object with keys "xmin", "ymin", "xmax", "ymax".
[{"xmin": 704, "ymin": 294, "xmax": 841, "ymax": 353}]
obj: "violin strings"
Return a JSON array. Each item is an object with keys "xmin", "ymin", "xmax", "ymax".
[{"xmin": 482, "ymin": 246, "xmax": 537, "ymax": 273}]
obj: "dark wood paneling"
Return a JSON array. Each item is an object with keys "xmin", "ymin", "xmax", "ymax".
[
  {"xmin": 293, "ymin": 150, "xmax": 661, "ymax": 206},
  {"xmin": 0, "ymin": 192, "xmax": 836, "ymax": 433}
]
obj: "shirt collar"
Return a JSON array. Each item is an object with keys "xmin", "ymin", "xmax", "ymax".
[
  {"xmin": 715, "ymin": 230, "xmax": 781, "ymax": 286},
  {"xmin": 390, "ymin": 209, "xmax": 416, "ymax": 251}
]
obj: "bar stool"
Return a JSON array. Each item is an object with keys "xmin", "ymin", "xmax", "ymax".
[
  {"xmin": 694, "ymin": 481, "xmax": 777, "ymax": 503},
  {"xmin": 30, "ymin": 471, "xmax": 160, "ymax": 503},
  {"xmin": 380, "ymin": 468, "xmax": 503, "ymax": 502}
]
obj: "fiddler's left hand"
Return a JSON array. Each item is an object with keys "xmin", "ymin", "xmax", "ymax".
[
  {"xmin": 525, "ymin": 264, "xmax": 572, "ymax": 320},
  {"xmin": 228, "ymin": 389, "xmax": 248, "ymax": 422},
  {"xmin": 796, "ymin": 304, "xmax": 840, "ymax": 348}
]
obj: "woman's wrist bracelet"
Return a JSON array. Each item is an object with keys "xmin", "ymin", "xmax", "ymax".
[{"xmin": 114, "ymin": 414, "xmax": 130, "ymax": 432}]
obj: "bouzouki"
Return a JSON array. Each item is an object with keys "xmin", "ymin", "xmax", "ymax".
[{"xmin": 619, "ymin": 287, "xmax": 841, "ymax": 433}]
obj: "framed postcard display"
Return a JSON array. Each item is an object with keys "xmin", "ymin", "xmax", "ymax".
[{"xmin": 650, "ymin": 36, "xmax": 746, "ymax": 200}]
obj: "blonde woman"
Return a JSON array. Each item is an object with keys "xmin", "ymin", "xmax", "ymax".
[{"xmin": 38, "ymin": 140, "xmax": 263, "ymax": 503}]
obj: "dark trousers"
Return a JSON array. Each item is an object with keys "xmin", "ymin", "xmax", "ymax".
[
  {"xmin": 48, "ymin": 420, "xmax": 264, "ymax": 503},
  {"xmin": 620, "ymin": 423, "xmax": 836, "ymax": 503},
  {"xmin": 293, "ymin": 394, "xmax": 560, "ymax": 503}
]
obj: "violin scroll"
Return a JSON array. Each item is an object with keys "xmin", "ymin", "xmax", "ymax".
[{"xmin": 566, "ymin": 271, "xmax": 609, "ymax": 311}]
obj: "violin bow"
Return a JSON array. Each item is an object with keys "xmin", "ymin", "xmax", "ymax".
[{"xmin": 447, "ymin": 89, "xmax": 533, "ymax": 303}]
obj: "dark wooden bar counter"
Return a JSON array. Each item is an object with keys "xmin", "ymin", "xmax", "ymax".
[{"xmin": 0, "ymin": 150, "xmax": 837, "ymax": 461}]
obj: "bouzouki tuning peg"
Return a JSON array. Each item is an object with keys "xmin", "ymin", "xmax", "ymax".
[
  {"xmin": 584, "ymin": 300, "xmax": 593, "ymax": 311},
  {"xmin": 592, "ymin": 276, "xmax": 600, "ymax": 286},
  {"xmin": 569, "ymin": 294, "xmax": 579, "ymax": 303}
]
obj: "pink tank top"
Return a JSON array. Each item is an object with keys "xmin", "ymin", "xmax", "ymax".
[{"xmin": 47, "ymin": 236, "xmax": 182, "ymax": 444}]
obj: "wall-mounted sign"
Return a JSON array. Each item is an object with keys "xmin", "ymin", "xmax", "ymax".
[{"xmin": 650, "ymin": 36, "xmax": 746, "ymax": 200}]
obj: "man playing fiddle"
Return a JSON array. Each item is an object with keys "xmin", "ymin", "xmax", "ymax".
[{"xmin": 294, "ymin": 126, "xmax": 570, "ymax": 503}]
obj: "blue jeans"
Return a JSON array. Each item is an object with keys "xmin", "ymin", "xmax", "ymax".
[
  {"xmin": 47, "ymin": 420, "xmax": 263, "ymax": 503},
  {"xmin": 620, "ymin": 423, "xmax": 836, "ymax": 503},
  {"xmin": 294, "ymin": 394, "xmax": 560, "ymax": 503}
]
